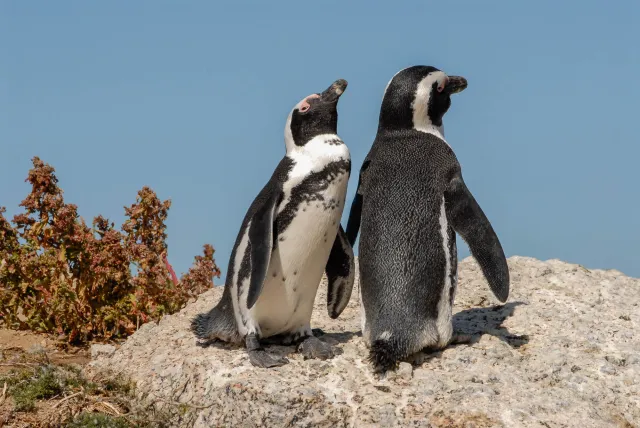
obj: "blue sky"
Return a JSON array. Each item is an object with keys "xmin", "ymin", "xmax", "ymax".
[{"xmin": 2, "ymin": 1, "xmax": 639, "ymax": 282}]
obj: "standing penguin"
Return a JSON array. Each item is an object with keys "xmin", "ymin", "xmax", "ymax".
[
  {"xmin": 346, "ymin": 66, "xmax": 509, "ymax": 374},
  {"xmin": 191, "ymin": 79, "xmax": 355, "ymax": 368}
]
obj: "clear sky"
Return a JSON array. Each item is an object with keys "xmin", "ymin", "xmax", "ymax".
[{"xmin": 2, "ymin": 1, "xmax": 639, "ymax": 282}]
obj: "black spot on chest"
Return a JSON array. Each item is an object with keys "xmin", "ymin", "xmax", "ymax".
[
  {"xmin": 325, "ymin": 138, "xmax": 344, "ymax": 146},
  {"xmin": 277, "ymin": 159, "xmax": 350, "ymax": 234}
]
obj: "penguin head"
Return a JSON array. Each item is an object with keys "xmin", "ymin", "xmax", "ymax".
[
  {"xmin": 378, "ymin": 66, "xmax": 467, "ymax": 136},
  {"xmin": 284, "ymin": 79, "xmax": 348, "ymax": 151}
]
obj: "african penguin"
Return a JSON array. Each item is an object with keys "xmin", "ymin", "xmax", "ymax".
[
  {"xmin": 191, "ymin": 79, "xmax": 355, "ymax": 368},
  {"xmin": 346, "ymin": 66, "xmax": 510, "ymax": 374}
]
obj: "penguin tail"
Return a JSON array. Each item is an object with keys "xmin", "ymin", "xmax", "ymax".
[
  {"xmin": 190, "ymin": 303, "xmax": 240, "ymax": 344},
  {"xmin": 190, "ymin": 311, "xmax": 214, "ymax": 339},
  {"xmin": 368, "ymin": 339, "xmax": 404, "ymax": 373}
]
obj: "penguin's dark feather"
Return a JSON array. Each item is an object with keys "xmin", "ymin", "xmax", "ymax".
[
  {"xmin": 190, "ymin": 291, "xmax": 242, "ymax": 344},
  {"xmin": 444, "ymin": 173, "xmax": 510, "ymax": 302},
  {"xmin": 246, "ymin": 191, "xmax": 280, "ymax": 309},
  {"xmin": 352, "ymin": 65, "xmax": 509, "ymax": 373},
  {"xmin": 368, "ymin": 339, "xmax": 402, "ymax": 373}
]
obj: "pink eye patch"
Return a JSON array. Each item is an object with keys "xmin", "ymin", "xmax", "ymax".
[
  {"xmin": 437, "ymin": 77, "xmax": 448, "ymax": 93},
  {"xmin": 299, "ymin": 94, "xmax": 320, "ymax": 112}
]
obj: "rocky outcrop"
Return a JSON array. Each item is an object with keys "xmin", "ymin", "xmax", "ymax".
[{"xmin": 86, "ymin": 257, "xmax": 639, "ymax": 427}]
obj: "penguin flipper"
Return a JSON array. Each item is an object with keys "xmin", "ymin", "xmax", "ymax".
[
  {"xmin": 325, "ymin": 225, "xmax": 356, "ymax": 319},
  {"xmin": 246, "ymin": 190, "xmax": 280, "ymax": 310},
  {"xmin": 345, "ymin": 159, "xmax": 370, "ymax": 246},
  {"xmin": 345, "ymin": 193, "xmax": 362, "ymax": 246},
  {"xmin": 444, "ymin": 173, "xmax": 510, "ymax": 302}
]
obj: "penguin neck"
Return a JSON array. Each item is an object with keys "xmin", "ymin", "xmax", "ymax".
[
  {"xmin": 286, "ymin": 134, "xmax": 348, "ymax": 164},
  {"xmin": 414, "ymin": 122, "xmax": 445, "ymax": 141}
]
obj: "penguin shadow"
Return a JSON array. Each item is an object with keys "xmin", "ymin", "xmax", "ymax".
[
  {"xmin": 409, "ymin": 301, "xmax": 529, "ymax": 365},
  {"xmin": 195, "ymin": 329, "xmax": 358, "ymax": 359},
  {"xmin": 268, "ymin": 329, "xmax": 358, "ymax": 358},
  {"xmin": 313, "ymin": 330, "xmax": 358, "ymax": 355},
  {"xmin": 451, "ymin": 301, "xmax": 530, "ymax": 349}
]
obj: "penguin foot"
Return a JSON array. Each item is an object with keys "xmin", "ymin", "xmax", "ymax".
[
  {"xmin": 311, "ymin": 328, "xmax": 326, "ymax": 337},
  {"xmin": 245, "ymin": 332, "xmax": 289, "ymax": 368},
  {"xmin": 298, "ymin": 336, "xmax": 334, "ymax": 360},
  {"xmin": 248, "ymin": 350, "xmax": 289, "ymax": 368}
]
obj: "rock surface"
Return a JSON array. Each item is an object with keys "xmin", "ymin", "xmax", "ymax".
[
  {"xmin": 87, "ymin": 257, "xmax": 640, "ymax": 427},
  {"xmin": 90, "ymin": 343, "xmax": 116, "ymax": 359}
]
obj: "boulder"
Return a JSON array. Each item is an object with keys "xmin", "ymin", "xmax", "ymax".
[{"xmin": 86, "ymin": 257, "xmax": 639, "ymax": 427}]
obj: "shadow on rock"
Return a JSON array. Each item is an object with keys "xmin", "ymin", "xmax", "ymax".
[
  {"xmin": 263, "ymin": 330, "xmax": 358, "ymax": 358},
  {"xmin": 195, "ymin": 329, "xmax": 358, "ymax": 361},
  {"xmin": 452, "ymin": 301, "xmax": 530, "ymax": 348},
  {"xmin": 314, "ymin": 329, "xmax": 358, "ymax": 345}
]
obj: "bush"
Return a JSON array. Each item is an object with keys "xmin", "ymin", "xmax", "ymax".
[{"xmin": 0, "ymin": 157, "xmax": 221, "ymax": 343}]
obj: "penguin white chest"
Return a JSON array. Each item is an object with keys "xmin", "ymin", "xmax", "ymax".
[{"xmin": 252, "ymin": 142, "xmax": 350, "ymax": 337}]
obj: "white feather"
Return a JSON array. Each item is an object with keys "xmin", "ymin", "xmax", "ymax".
[
  {"xmin": 412, "ymin": 71, "xmax": 448, "ymax": 142},
  {"xmin": 246, "ymin": 134, "xmax": 350, "ymax": 338},
  {"xmin": 436, "ymin": 196, "xmax": 453, "ymax": 346},
  {"xmin": 231, "ymin": 221, "xmax": 259, "ymax": 337},
  {"xmin": 379, "ymin": 331, "xmax": 392, "ymax": 341},
  {"xmin": 359, "ymin": 282, "xmax": 367, "ymax": 338}
]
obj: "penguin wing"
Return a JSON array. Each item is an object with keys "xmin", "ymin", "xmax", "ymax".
[
  {"xmin": 325, "ymin": 225, "xmax": 356, "ymax": 319},
  {"xmin": 345, "ymin": 159, "xmax": 370, "ymax": 246},
  {"xmin": 444, "ymin": 172, "xmax": 510, "ymax": 302},
  {"xmin": 246, "ymin": 190, "xmax": 281, "ymax": 310}
]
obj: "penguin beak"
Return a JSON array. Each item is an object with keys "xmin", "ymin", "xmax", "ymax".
[
  {"xmin": 444, "ymin": 76, "xmax": 468, "ymax": 94},
  {"xmin": 320, "ymin": 79, "xmax": 348, "ymax": 103}
]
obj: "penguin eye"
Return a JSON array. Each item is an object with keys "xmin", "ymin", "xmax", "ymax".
[
  {"xmin": 298, "ymin": 94, "xmax": 319, "ymax": 113},
  {"xmin": 437, "ymin": 84, "xmax": 445, "ymax": 93}
]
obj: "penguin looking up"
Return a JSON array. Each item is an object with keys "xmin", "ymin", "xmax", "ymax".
[
  {"xmin": 346, "ymin": 66, "xmax": 510, "ymax": 374},
  {"xmin": 191, "ymin": 79, "xmax": 355, "ymax": 368}
]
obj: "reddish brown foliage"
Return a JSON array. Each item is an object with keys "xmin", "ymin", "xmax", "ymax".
[{"xmin": 0, "ymin": 157, "xmax": 221, "ymax": 343}]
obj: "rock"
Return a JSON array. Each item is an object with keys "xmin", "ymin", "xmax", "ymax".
[
  {"xmin": 90, "ymin": 344, "xmax": 116, "ymax": 359},
  {"xmin": 86, "ymin": 257, "xmax": 640, "ymax": 427},
  {"xmin": 395, "ymin": 362, "xmax": 413, "ymax": 381}
]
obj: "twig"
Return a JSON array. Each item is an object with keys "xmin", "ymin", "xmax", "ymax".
[
  {"xmin": 52, "ymin": 391, "xmax": 83, "ymax": 408},
  {"xmin": 0, "ymin": 362, "xmax": 39, "ymax": 368},
  {"xmin": 97, "ymin": 400, "xmax": 121, "ymax": 416},
  {"xmin": 0, "ymin": 346, "xmax": 25, "ymax": 352},
  {"xmin": 154, "ymin": 396, "xmax": 217, "ymax": 410}
]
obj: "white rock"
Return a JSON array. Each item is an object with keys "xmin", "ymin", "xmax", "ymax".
[
  {"xmin": 90, "ymin": 343, "xmax": 116, "ymax": 359},
  {"xmin": 86, "ymin": 257, "xmax": 640, "ymax": 427}
]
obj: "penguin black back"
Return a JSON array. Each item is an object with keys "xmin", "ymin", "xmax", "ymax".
[{"xmin": 346, "ymin": 66, "xmax": 509, "ymax": 373}]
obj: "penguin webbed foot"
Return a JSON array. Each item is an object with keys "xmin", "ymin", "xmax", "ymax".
[
  {"xmin": 246, "ymin": 333, "xmax": 289, "ymax": 368},
  {"xmin": 248, "ymin": 350, "xmax": 289, "ymax": 368},
  {"xmin": 298, "ymin": 336, "xmax": 334, "ymax": 360},
  {"xmin": 311, "ymin": 328, "xmax": 326, "ymax": 337}
]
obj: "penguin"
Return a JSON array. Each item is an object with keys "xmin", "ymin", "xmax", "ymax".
[
  {"xmin": 345, "ymin": 66, "xmax": 509, "ymax": 374},
  {"xmin": 191, "ymin": 79, "xmax": 355, "ymax": 368}
]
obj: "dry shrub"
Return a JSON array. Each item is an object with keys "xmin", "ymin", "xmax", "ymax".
[{"xmin": 0, "ymin": 157, "xmax": 221, "ymax": 343}]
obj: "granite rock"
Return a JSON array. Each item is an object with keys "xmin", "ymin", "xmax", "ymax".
[{"xmin": 87, "ymin": 256, "xmax": 639, "ymax": 427}]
